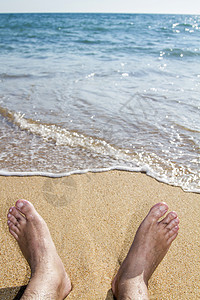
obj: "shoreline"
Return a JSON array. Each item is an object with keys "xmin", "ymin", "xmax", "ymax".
[
  {"xmin": 0, "ymin": 165, "xmax": 199, "ymax": 194},
  {"xmin": 0, "ymin": 170, "xmax": 199, "ymax": 299}
]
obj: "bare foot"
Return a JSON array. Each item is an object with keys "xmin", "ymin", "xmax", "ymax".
[
  {"xmin": 112, "ymin": 202, "xmax": 179, "ymax": 300},
  {"xmin": 7, "ymin": 199, "xmax": 71, "ymax": 300}
]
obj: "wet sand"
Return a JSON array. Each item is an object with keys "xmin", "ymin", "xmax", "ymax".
[{"xmin": 0, "ymin": 171, "xmax": 199, "ymax": 299}]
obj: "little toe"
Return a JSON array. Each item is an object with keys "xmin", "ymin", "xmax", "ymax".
[
  {"xmin": 9, "ymin": 227, "xmax": 19, "ymax": 240},
  {"xmin": 160, "ymin": 211, "xmax": 177, "ymax": 226},
  {"xmin": 15, "ymin": 199, "xmax": 37, "ymax": 220},
  {"xmin": 168, "ymin": 230, "xmax": 179, "ymax": 245},
  {"xmin": 8, "ymin": 221, "xmax": 20, "ymax": 237},
  {"xmin": 147, "ymin": 202, "xmax": 169, "ymax": 222}
]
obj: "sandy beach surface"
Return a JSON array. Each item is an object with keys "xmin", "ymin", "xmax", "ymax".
[{"xmin": 0, "ymin": 171, "xmax": 199, "ymax": 299}]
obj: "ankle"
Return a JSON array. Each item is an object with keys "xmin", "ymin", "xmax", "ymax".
[
  {"xmin": 112, "ymin": 273, "xmax": 149, "ymax": 300},
  {"xmin": 26, "ymin": 274, "xmax": 70, "ymax": 300}
]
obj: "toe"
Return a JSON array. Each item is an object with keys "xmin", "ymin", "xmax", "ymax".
[
  {"xmin": 9, "ymin": 227, "xmax": 19, "ymax": 240},
  {"xmin": 166, "ymin": 224, "xmax": 179, "ymax": 240},
  {"xmin": 10, "ymin": 207, "xmax": 26, "ymax": 224},
  {"xmin": 147, "ymin": 202, "xmax": 168, "ymax": 222},
  {"xmin": 167, "ymin": 227, "xmax": 179, "ymax": 245},
  {"xmin": 7, "ymin": 206, "xmax": 15, "ymax": 217},
  {"xmin": 7, "ymin": 213, "xmax": 18, "ymax": 226},
  {"xmin": 165, "ymin": 217, "xmax": 179, "ymax": 231},
  {"xmin": 160, "ymin": 211, "xmax": 177, "ymax": 226},
  {"xmin": 7, "ymin": 207, "xmax": 14, "ymax": 219},
  {"xmin": 15, "ymin": 199, "xmax": 37, "ymax": 220},
  {"xmin": 8, "ymin": 221, "xmax": 20, "ymax": 238}
]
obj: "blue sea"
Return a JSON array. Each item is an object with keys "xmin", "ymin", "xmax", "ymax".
[{"xmin": 0, "ymin": 13, "xmax": 199, "ymax": 193}]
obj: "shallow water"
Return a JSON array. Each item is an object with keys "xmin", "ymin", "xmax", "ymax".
[{"xmin": 0, "ymin": 13, "xmax": 199, "ymax": 192}]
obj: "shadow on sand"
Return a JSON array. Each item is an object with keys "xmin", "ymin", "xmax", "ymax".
[{"xmin": 0, "ymin": 285, "xmax": 26, "ymax": 300}]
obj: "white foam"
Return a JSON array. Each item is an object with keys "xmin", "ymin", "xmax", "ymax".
[
  {"xmin": 1, "ymin": 109, "xmax": 199, "ymax": 194},
  {"xmin": 13, "ymin": 111, "xmax": 141, "ymax": 164},
  {"xmin": 0, "ymin": 165, "xmax": 199, "ymax": 194}
]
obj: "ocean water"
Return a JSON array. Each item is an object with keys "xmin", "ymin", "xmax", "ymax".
[{"xmin": 0, "ymin": 13, "xmax": 199, "ymax": 193}]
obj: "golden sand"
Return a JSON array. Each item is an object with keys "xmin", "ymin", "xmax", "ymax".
[{"xmin": 0, "ymin": 171, "xmax": 199, "ymax": 299}]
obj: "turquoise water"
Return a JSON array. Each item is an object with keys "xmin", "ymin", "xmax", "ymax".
[{"xmin": 0, "ymin": 13, "xmax": 199, "ymax": 192}]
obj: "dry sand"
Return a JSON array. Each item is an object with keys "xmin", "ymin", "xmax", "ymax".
[{"xmin": 0, "ymin": 170, "xmax": 199, "ymax": 299}]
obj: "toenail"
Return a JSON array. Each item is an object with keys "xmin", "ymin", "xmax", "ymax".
[
  {"xmin": 7, "ymin": 220, "xmax": 10, "ymax": 224},
  {"xmin": 9, "ymin": 208, "xmax": 12, "ymax": 212},
  {"xmin": 8, "ymin": 213, "xmax": 11, "ymax": 218},
  {"xmin": 17, "ymin": 202, "xmax": 23, "ymax": 208},
  {"xmin": 159, "ymin": 205, "xmax": 167, "ymax": 213}
]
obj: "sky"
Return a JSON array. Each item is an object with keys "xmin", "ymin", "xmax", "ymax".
[{"xmin": 0, "ymin": 0, "xmax": 200, "ymax": 14}]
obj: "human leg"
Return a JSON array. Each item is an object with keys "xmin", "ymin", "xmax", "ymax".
[
  {"xmin": 112, "ymin": 202, "xmax": 179, "ymax": 300},
  {"xmin": 7, "ymin": 199, "xmax": 71, "ymax": 300}
]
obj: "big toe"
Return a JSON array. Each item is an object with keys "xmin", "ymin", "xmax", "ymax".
[
  {"xmin": 15, "ymin": 199, "xmax": 38, "ymax": 220},
  {"xmin": 147, "ymin": 202, "xmax": 169, "ymax": 222}
]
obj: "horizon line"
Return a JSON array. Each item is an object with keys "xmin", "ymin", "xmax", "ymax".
[{"xmin": 0, "ymin": 11, "xmax": 199, "ymax": 15}]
